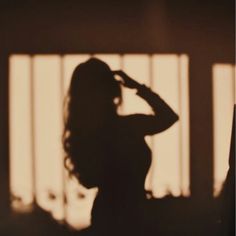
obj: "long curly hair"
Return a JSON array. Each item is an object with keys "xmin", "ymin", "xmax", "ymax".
[{"xmin": 63, "ymin": 58, "xmax": 122, "ymax": 187}]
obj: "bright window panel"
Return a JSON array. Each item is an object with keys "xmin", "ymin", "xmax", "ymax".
[
  {"xmin": 9, "ymin": 55, "xmax": 34, "ymax": 211},
  {"xmin": 121, "ymin": 55, "xmax": 151, "ymax": 114},
  {"xmin": 152, "ymin": 55, "xmax": 180, "ymax": 197},
  {"xmin": 33, "ymin": 55, "xmax": 65, "ymax": 220},
  {"xmin": 212, "ymin": 64, "xmax": 235, "ymax": 196},
  {"xmin": 178, "ymin": 55, "xmax": 190, "ymax": 196}
]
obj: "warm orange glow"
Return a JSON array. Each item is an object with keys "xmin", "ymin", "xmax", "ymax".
[
  {"xmin": 179, "ymin": 55, "xmax": 190, "ymax": 196},
  {"xmin": 33, "ymin": 55, "xmax": 65, "ymax": 220},
  {"xmin": 9, "ymin": 55, "xmax": 34, "ymax": 211},
  {"xmin": 122, "ymin": 55, "xmax": 151, "ymax": 115},
  {"xmin": 151, "ymin": 55, "xmax": 187, "ymax": 197},
  {"xmin": 9, "ymin": 53, "xmax": 190, "ymax": 229},
  {"xmin": 213, "ymin": 64, "xmax": 235, "ymax": 196}
]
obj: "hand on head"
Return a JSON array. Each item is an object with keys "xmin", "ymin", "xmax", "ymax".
[{"xmin": 113, "ymin": 70, "xmax": 139, "ymax": 89}]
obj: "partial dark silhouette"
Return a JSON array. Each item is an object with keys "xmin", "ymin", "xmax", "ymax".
[{"xmin": 63, "ymin": 58, "xmax": 178, "ymax": 236}]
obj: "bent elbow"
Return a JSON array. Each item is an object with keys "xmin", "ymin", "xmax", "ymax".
[
  {"xmin": 170, "ymin": 113, "xmax": 179, "ymax": 126},
  {"xmin": 163, "ymin": 113, "xmax": 179, "ymax": 130},
  {"xmin": 172, "ymin": 113, "xmax": 179, "ymax": 123}
]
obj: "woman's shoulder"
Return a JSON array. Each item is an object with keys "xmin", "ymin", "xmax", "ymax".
[{"xmin": 117, "ymin": 114, "xmax": 134, "ymax": 125}]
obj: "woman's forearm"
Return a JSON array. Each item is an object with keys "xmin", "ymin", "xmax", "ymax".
[{"xmin": 136, "ymin": 84, "xmax": 179, "ymax": 124}]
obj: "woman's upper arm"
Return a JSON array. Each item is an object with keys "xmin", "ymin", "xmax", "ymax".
[{"xmin": 126, "ymin": 113, "xmax": 179, "ymax": 136}]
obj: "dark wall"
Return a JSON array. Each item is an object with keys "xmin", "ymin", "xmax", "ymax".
[
  {"xmin": 0, "ymin": 0, "xmax": 234, "ymax": 218},
  {"xmin": 0, "ymin": 0, "xmax": 234, "ymax": 55}
]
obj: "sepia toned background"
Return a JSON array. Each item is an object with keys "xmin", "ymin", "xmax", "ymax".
[{"xmin": 0, "ymin": 0, "xmax": 234, "ymax": 235}]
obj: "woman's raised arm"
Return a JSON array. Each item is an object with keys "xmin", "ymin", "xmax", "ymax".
[{"xmin": 113, "ymin": 70, "xmax": 179, "ymax": 135}]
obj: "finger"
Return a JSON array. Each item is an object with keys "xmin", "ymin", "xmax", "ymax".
[
  {"xmin": 112, "ymin": 70, "xmax": 122, "ymax": 75},
  {"xmin": 117, "ymin": 80, "xmax": 125, "ymax": 85}
]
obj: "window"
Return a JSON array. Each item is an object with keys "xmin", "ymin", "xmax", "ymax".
[
  {"xmin": 9, "ymin": 54, "xmax": 190, "ymax": 229},
  {"xmin": 212, "ymin": 64, "xmax": 235, "ymax": 196}
]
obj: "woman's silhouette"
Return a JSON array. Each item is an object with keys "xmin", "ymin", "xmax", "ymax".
[{"xmin": 63, "ymin": 58, "xmax": 179, "ymax": 235}]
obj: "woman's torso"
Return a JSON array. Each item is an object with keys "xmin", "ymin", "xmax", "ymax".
[{"xmin": 90, "ymin": 116, "xmax": 151, "ymax": 233}]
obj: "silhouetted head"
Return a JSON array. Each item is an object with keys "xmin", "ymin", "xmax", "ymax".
[
  {"xmin": 63, "ymin": 58, "xmax": 122, "ymax": 186},
  {"xmin": 65, "ymin": 58, "xmax": 122, "ymax": 130},
  {"xmin": 70, "ymin": 58, "xmax": 121, "ymax": 108}
]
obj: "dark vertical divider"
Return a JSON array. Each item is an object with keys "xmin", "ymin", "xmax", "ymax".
[
  {"xmin": 0, "ymin": 52, "xmax": 10, "ymax": 218},
  {"xmin": 189, "ymin": 55, "xmax": 214, "ymax": 201},
  {"xmin": 30, "ymin": 56, "xmax": 37, "ymax": 204}
]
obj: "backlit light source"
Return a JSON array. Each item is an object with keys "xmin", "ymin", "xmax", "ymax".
[{"xmin": 9, "ymin": 53, "xmax": 190, "ymax": 229}]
